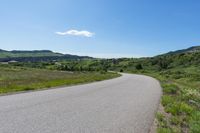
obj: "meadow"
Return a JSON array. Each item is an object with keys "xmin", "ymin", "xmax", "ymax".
[{"xmin": 0, "ymin": 64, "xmax": 120, "ymax": 94}]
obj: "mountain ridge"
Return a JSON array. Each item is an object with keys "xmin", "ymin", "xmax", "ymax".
[
  {"xmin": 0, "ymin": 49, "xmax": 92, "ymax": 62},
  {"xmin": 165, "ymin": 46, "xmax": 200, "ymax": 55}
]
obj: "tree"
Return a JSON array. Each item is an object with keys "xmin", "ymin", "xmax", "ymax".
[
  {"xmin": 120, "ymin": 69, "xmax": 124, "ymax": 72},
  {"xmin": 135, "ymin": 63, "xmax": 143, "ymax": 70}
]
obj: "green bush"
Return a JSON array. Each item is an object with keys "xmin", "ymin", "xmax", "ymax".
[
  {"xmin": 23, "ymin": 87, "xmax": 35, "ymax": 91},
  {"xmin": 135, "ymin": 63, "xmax": 143, "ymax": 70}
]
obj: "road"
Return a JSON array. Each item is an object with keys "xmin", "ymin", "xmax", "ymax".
[{"xmin": 0, "ymin": 73, "xmax": 162, "ymax": 133}]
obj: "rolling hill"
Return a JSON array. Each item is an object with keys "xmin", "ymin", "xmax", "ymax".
[
  {"xmin": 0, "ymin": 49, "xmax": 92, "ymax": 62},
  {"xmin": 166, "ymin": 46, "xmax": 200, "ymax": 55}
]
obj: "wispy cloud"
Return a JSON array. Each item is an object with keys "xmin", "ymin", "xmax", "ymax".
[{"xmin": 55, "ymin": 29, "xmax": 94, "ymax": 37}]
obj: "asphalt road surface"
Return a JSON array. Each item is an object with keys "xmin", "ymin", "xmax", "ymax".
[{"xmin": 0, "ymin": 73, "xmax": 162, "ymax": 133}]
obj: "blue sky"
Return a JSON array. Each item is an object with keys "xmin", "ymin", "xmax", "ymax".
[{"xmin": 1, "ymin": 0, "xmax": 200, "ymax": 58}]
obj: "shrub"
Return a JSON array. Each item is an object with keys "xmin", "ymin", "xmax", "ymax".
[
  {"xmin": 100, "ymin": 70, "xmax": 106, "ymax": 74},
  {"xmin": 135, "ymin": 64, "xmax": 143, "ymax": 70},
  {"xmin": 23, "ymin": 87, "xmax": 35, "ymax": 91}
]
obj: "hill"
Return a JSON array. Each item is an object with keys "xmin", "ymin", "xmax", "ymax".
[
  {"xmin": 0, "ymin": 49, "xmax": 63, "ymax": 58},
  {"xmin": 165, "ymin": 46, "xmax": 200, "ymax": 55},
  {"xmin": 0, "ymin": 49, "xmax": 92, "ymax": 62}
]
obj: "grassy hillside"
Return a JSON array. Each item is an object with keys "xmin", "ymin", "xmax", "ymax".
[
  {"xmin": 166, "ymin": 46, "xmax": 200, "ymax": 55},
  {"xmin": 104, "ymin": 46, "xmax": 200, "ymax": 133},
  {"xmin": 132, "ymin": 67, "xmax": 200, "ymax": 133},
  {"xmin": 0, "ymin": 49, "xmax": 63, "ymax": 58},
  {"xmin": 0, "ymin": 49, "xmax": 92, "ymax": 62}
]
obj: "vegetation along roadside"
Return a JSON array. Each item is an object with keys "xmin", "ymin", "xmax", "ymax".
[{"xmin": 0, "ymin": 64, "xmax": 120, "ymax": 94}]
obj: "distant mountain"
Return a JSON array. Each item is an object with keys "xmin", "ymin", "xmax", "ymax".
[
  {"xmin": 0, "ymin": 49, "xmax": 92, "ymax": 62},
  {"xmin": 0, "ymin": 49, "xmax": 63, "ymax": 58},
  {"xmin": 165, "ymin": 46, "xmax": 200, "ymax": 55}
]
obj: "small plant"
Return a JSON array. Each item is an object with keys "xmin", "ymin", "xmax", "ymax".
[
  {"xmin": 179, "ymin": 102, "xmax": 193, "ymax": 115},
  {"xmin": 162, "ymin": 95, "xmax": 174, "ymax": 106},
  {"xmin": 156, "ymin": 113, "xmax": 169, "ymax": 128},
  {"xmin": 165, "ymin": 102, "xmax": 180, "ymax": 115},
  {"xmin": 189, "ymin": 111, "xmax": 200, "ymax": 133},
  {"xmin": 163, "ymin": 84, "xmax": 178, "ymax": 94},
  {"xmin": 157, "ymin": 128, "xmax": 172, "ymax": 133},
  {"xmin": 170, "ymin": 116, "xmax": 180, "ymax": 125},
  {"xmin": 157, "ymin": 113, "xmax": 165, "ymax": 122}
]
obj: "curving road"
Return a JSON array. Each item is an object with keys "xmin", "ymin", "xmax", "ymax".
[{"xmin": 0, "ymin": 73, "xmax": 161, "ymax": 133}]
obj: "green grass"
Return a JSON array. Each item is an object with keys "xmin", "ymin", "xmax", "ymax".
[
  {"xmin": 129, "ymin": 67, "xmax": 200, "ymax": 133},
  {"xmin": 0, "ymin": 65, "xmax": 120, "ymax": 94}
]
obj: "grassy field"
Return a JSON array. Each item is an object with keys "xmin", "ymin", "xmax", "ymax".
[
  {"xmin": 0, "ymin": 65, "xmax": 120, "ymax": 94},
  {"xmin": 130, "ymin": 67, "xmax": 200, "ymax": 133}
]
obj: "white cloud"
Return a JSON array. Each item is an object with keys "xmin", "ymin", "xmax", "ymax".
[{"xmin": 55, "ymin": 29, "xmax": 94, "ymax": 37}]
